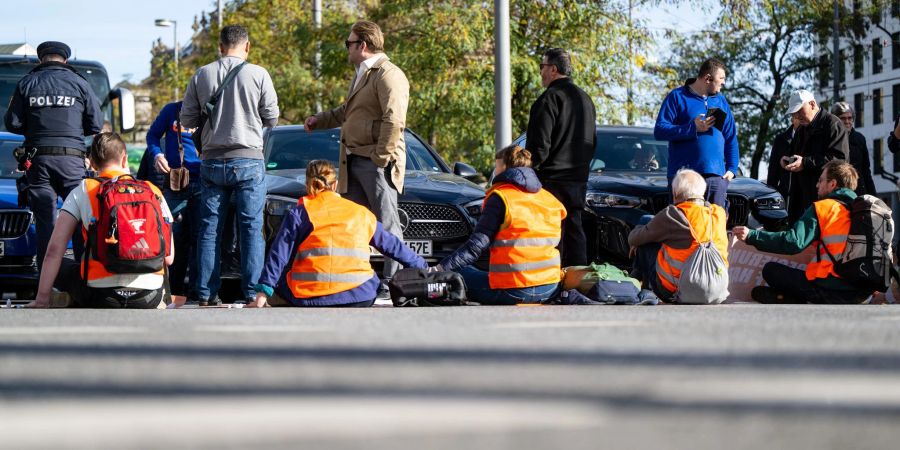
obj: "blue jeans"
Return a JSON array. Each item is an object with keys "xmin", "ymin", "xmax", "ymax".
[
  {"xmin": 163, "ymin": 181, "xmax": 202, "ymax": 299},
  {"xmin": 458, "ymin": 265, "xmax": 559, "ymax": 305},
  {"xmin": 197, "ymin": 158, "xmax": 266, "ymax": 301}
]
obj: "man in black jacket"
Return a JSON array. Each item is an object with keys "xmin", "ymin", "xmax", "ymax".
[
  {"xmin": 767, "ymin": 116, "xmax": 800, "ymax": 199},
  {"xmin": 525, "ymin": 48, "xmax": 597, "ymax": 266},
  {"xmin": 831, "ymin": 102, "xmax": 876, "ymax": 197},
  {"xmin": 781, "ymin": 89, "xmax": 848, "ymax": 222}
]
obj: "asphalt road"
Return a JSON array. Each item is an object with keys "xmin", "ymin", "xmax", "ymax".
[{"xmin": 1, "ymin": 304, "xmax": 899, "ymax": 449}]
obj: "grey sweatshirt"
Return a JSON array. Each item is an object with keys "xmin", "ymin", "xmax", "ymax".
[{"xmin": 181, "ymin": 56, "xmax": 279, "ymax": 160}]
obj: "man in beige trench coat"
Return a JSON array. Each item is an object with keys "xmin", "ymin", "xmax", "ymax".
[{"xmin": 304, "ymin": 20, "xmax": 409, "ymax": 295}]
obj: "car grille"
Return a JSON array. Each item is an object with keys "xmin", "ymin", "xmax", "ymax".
[
  {"xmin": 650, "ymin": 193, "xmax": 749, "ymax": 227},
  {"xmin": 727, "ymin": 195, "xmax": 749, "ymax": 227},
  {"xmin": 399, "ymin": 203, "xmax": 469, "ymax": 240},
  {"xmin": 0, "ymin": 211, "xmax": 32, "ymax": 239}
]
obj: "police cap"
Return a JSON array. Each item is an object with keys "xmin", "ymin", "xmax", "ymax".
[{"xmin": 36, "ymin": 41, "xmax": 71, "ymax": 60}]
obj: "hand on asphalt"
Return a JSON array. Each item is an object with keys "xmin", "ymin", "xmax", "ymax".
[
  {"xmin": 694, "ymin": 114, "xmax": 715, "ymax": 133},
  {"xmin": 245, "ymin": 293, "xmax": 270, "ymax": 308},
  {"xmin": 25, "ymin": 298, "xmax": 50, "ymax": 308},
  {"xmin": 732, "ymin": 226, "xmax": 750, "ymax": 241},
  {"xmin": 154, "ymin": 154, "xmax": 171, "ymax": 174},
  {"xmin": 304, "ymin": 116, "xmax": 317, "ymax": 132}
]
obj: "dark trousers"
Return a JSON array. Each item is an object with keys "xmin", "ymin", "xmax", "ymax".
[
  {"xmin": 541, "ymin": 180, "xmax": 588, "ymax": 266},
  {"xmin": 345, "ymin": 155, "xmax": 402, "ymax": 280},
  {"xmin": 54, "ymin": 258, "xmax": 164, "ymax": 309},
  {"xmin": 761, "ymin": 262, "xmax": 867, "ymax": 305},
  {"xmin": 27, "ymin": 154, "xmax": 86, "ymax": 271}
]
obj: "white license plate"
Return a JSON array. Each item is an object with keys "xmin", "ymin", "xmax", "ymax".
[
  {"xmin": 0, "ymin": 241, "xmax": 4, "ymax": 256},
  {"xmin": 404, "ymin": 240, "xmax": 432, "ymax": 256}
]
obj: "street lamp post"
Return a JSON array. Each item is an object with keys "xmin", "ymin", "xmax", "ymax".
[{"xmin": 155, "ymin": 19, "xmax": 179, "ymax": 100}]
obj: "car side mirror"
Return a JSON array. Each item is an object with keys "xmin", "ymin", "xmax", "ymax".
[
  {"xmin": 453, "ymin": 162, "xmax": 479, "ymax": 180},
  {"xmin": 109, "ymin": 88, "xmax": 136, "ymax": 133}
]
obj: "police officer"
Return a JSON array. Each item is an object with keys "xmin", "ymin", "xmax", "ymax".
[{"xmin": 3, "ymin": 41, "xmax": 103, "ymax": 270}]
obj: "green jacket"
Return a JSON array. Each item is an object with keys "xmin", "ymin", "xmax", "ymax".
[{"xmin": 745, "ymin": 188, "xmax": 857, "ymax": 291}]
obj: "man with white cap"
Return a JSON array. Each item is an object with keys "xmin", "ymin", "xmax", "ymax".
[{"xmin": 782, "ymin": 89, "xmax": 848, "ymax": 222}]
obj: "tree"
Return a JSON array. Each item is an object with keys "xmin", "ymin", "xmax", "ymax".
[{"xmin": 143, "ymin": 0, "xmax": 665, "ymax": 174}]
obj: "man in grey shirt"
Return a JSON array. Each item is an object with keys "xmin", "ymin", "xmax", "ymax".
[{"xmin": 182, "ymin": 25, "xmax": 279, "ymax": 306}]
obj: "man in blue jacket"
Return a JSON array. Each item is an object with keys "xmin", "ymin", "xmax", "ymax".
[
  {"xmin": 146, "ymin": 101, "xmax": 200, "ymax": 301},
  {"xmin": 654, "ymin": 58, "xmax": 738, "ymax": 208},
  {"xmin": 3, "ymin": 41, "xmax": 103, "ymax": 271}
]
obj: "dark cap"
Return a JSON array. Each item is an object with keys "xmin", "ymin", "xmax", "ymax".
[{"xmin": 36, "ymin": 41, "xmax": 71, "ymax": 60}]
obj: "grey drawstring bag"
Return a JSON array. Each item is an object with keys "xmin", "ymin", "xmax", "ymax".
[{"xmin": 675, "ymin": 205, "xmax": 729, "ymax": 304}]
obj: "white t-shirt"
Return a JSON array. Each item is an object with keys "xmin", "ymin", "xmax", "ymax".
[{"xmin": 61, "ymin": 173, "xmax": 174, "ymax": 289}]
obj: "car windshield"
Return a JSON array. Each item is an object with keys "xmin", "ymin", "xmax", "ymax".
[
  {"xmin": 0, "ymin": 138, "xmax": 24, "ymax": 178},
  {"xmin": 0, "ymin": 60, "xmax": 111, "ymax": 132},
  {"xmin": 265, "ymin": 129, "xmax": 444, "ymax": 173},
  {"xmin": 593, "ymin": 130, "xmax": 669, "ymax": 172}
]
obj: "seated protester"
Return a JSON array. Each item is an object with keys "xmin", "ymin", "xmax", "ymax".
[
  {"xmin": 28, "ymin": 133, "xmax": 175, "ymax": 308},
  {"xmin": 733, "ymin": 160, "xmax": 870, "ymax": 304},
  {"xmin": 433, "ymin": 144, "xmax": 566, "ymax": 305},
  {"xmin": 627, "ymin": 169, "xmax": 728, "ymax": 302},
  {"xmin": 247, "ymin": 160, "xmax": 426, "ymax": 308}
]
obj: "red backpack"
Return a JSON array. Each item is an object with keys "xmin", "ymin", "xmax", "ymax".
[{"xmin": 86, "ymin": 175, "xmax": 170, "ymax": 275}]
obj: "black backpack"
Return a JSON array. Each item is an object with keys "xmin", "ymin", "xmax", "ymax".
[
  {"xmin": 822, "ymin": 195, "xmax": 896, "ymax": 292},
  {"xmin": 388, "ymin": 268, "xmax": 469, "ymax": 307}
]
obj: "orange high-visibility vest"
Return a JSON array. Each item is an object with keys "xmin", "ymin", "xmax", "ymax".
[
  {"xmin": 656, "ymin": 202, "xmax": 729, "ymax": 293},
  {"xmin": 287, "ymin": 191, "xmax": 377, "ymax": 298},
  {"xmin": 806, "ymin": 198, "xmax": 851, "ymax": 281},
  {"xmin": 81, "ymin": 170, "xmax": 167, "ymax": 286},
  {"xmin": 486, "ymin": 183, "xmax": 566, "ymax": 289}
]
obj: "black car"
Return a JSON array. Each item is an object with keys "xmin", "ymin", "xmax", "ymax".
[
  {"xmin": 513, "ymin": 126, "xmax": 788, "ymax": 264},
  {"xmin": 261, "ymin": 126, "xmax": 486, "ymax": 265}
]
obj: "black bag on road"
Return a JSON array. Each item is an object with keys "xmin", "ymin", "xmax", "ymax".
[{"xmin": 388, "ymin": 268, "xmax": 468, "ymax": 307}]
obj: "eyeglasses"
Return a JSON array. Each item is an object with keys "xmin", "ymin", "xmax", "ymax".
[
  {"xmin": 539, "ymin": 63, "xmax": 553, "ymax": 70},
  {"xmin": 345, "ymin": 39, "xmax": 363, "ymax": 49}
]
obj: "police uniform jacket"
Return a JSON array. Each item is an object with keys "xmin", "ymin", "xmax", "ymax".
[{"xmin": 4, "ymin": 62, "xmax": 103, "ymax": 151}]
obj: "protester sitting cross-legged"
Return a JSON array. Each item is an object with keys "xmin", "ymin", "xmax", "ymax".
[
  {"xmin": 733, "ymin": 160, "xmax": 872, "ymax": 304},
  {"xmin": 28, "ymin": 133, "xmax": 175, "ymax": 308},
  {"xmin": 432, "ymin": 145, "xmax": 566, "ymax": 305},
  {"xmin": 627, "ymin": 169, "xmax": 729, "ymax": 303},
  {"xmin": 246, "ymin": 160, "xmax": 426, "ymax": 308}
]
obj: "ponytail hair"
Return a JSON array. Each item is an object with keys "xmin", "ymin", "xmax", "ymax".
[
  {"xmin": 305, "ymin": 159, "xmax": 337, "ymax": 196},
  {"xmin": 495, "ymin": 144, "xmax": 532, "ymax": 169}
]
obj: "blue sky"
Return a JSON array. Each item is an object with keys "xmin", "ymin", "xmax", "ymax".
[
  {"xmin": 0, "ymin": 0, "xmax": 213, "ymax": 84},
  {"xmin": 0, "ymin": 1, "xmax": 718, "ymax": 86}
]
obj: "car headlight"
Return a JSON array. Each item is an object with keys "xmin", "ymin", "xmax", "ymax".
[
  {"xmin": 463, "ymin": 199, "xmax": 483, "ymax": 218},
  {"xmin": 585, "ymin": 192, "xmax": 642, "ymax": 208},
  {"xmin": 754, "ymin": 193, "xmax": 785, "ymax": 210},
  {"xmin": 266, "ymin": 195, "xmax": 297, "ymax": 216}
]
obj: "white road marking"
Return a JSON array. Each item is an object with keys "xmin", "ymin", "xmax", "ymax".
[
  {"xmin": 490, "ymin": 320, "xmax": 651, "ymax": 329},
  {"xmin": 0, "ymin": 327, "xmax": 145, "ymax": 335},
  {"xmin": 193, "ymin": 325, "xmax": 332, "ymax": 333}
]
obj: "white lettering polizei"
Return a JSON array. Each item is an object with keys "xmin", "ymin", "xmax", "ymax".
[{"xmin": 27, "ymin": 95, "xmax": 76, "ymax": 107}]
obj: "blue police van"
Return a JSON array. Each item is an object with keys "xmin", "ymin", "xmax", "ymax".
[{"xmin": 0, "ymin": 55, "xmax": 134, "ymax": 298}]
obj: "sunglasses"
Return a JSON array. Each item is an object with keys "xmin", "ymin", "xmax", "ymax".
[
  {"xmin": 345, "ymin": 39, "xmax": 363, "ymax": 49},
  {"xmin": 539, "ymin": 63, "xmax": 553, "ymax": 70}
]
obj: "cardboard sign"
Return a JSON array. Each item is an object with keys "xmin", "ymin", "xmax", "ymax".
[{"xmin": 726, "ymin": 236, "xmax": 816, "ymax": 302}]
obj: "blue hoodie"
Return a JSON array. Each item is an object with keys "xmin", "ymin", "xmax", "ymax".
[
  {"xmin": 146, "ymin": 101, "xmax": 200, "ymax": 178},
  {"xmin": 440, "ymin": 167, "xmax": 542, "ymax": 271},
  {"xmin": 654, "ymin": 80, "xmax": 738, "ymax": 178}
]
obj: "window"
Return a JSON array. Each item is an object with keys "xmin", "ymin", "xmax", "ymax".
[
  {"xmin": 839, "ymin": 49, "xmax": 847, "ymax": 84},
  {"xmin": 855, "ymin": 92, "xmax": 865, "ymax": 128},
  {"xmin": 853, "ymin": 45, "xmax": 864, "ymax": 79},
  {"xmin": 894, "ymin": 0, "xmax": 900, "ymax": 18},
  {"xmin": 873, "ymin": 39, "xmax": 883, "ymax": 74},
  {"xmin": 874, "ymin": 88, "xmax": 884, "ymax": 124},
  {"xmin": 893, "ymin": 32, "xmax": 900, "ymax": 69},
  {"xmin": 874, "ymin": 139, "xmax": 884, "ymax": 175},
  {"xmin": 893, "ymin": 84, "xmax": 900, "ymax": 120},
  {"xmin": 819, "ymin": 53, "xmax": 830, "ymax": 89}
]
